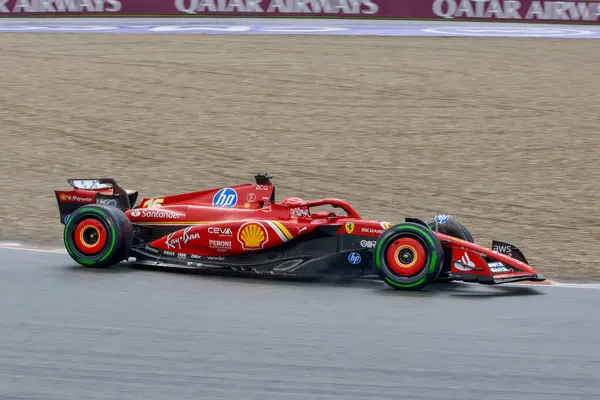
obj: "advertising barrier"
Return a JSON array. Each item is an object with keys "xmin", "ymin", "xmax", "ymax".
[{"xmin": 0, "ymin": 0, "xmax": 598, "ymax": 24}]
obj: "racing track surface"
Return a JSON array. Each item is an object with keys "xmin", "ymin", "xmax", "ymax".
[{"xmin": 2, "ymin": 246, "xmax": 600, "ymax": 400}]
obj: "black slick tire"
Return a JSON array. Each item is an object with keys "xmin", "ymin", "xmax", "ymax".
[
  {"xmin": 374, "ymin": 222, "xmax": 444, "ymax": 291},
  {"xmin": 63, "ymin": 204, "xmax": 133, "ymax": 268}
]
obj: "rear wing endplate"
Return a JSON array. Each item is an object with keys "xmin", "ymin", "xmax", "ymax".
[{"xmin": 66, "ymin": 178, "xmax": 132, "ymax": 210}]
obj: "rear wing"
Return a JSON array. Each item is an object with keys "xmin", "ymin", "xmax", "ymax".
[
  {"xmin": 55, "ymin": 178, "xmax": 138, "ymax": 224},
  {"xmin": 67, "ymin": 179, "xmax": 113, "ymax": 190}
]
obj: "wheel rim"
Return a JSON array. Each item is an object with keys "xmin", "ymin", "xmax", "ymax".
[
  {"xmin": 73, "ymin": 218, "xmax": 107, "ymax": 255},
  {"xmin": 385, "ymin": 237, "xmax": 427, "ymax": 277}
]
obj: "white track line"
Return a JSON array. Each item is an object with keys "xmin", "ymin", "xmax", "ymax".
[
  {"xmin": 0, "ymin": 242, "xmax": 25, "ymax": 246},
  {"xmin": 532, "ymin": 282, "xmax": 600, "ymax": 290},
  {"xmin": 2, "ymin": 243, "xmax": 599, "ymax": 289},
  {"xmin": 0, "ymin": 243, "xmax": 67, "ymax": 254}
]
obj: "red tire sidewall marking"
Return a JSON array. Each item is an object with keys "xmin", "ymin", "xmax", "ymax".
[
  {"xmin": 385, "ymin": 237, "xmax": 427, "ymax": 277},
  {"xmin": 73, "ymin": 218, "xmax": 107, "ymax": 255}
]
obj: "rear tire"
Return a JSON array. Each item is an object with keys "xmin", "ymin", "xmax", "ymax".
[
  {"xmin": 374, "ymin": 222, "xmax": 444, "ymax": 291},
  {"xmin": 63, "ymin": 204, "xmax": 133, "ymax": 268}
]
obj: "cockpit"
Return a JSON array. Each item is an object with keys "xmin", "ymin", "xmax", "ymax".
[{"xmin": 255, "ymin": 172, "xmax": 361, "ymax": 220}]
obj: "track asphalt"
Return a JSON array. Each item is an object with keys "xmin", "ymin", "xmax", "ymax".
[{"xmin": 2, "ymin": 246, "xmax": 600, "ymax": 399}]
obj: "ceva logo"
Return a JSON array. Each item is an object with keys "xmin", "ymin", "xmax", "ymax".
[{"xmin": 212, "ymin": 188, "xmax": 238, "ymax": 208}]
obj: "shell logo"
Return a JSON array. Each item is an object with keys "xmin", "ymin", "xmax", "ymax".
[
  {"xmin": 238, "ymin": 222, "xmax": 268, "ymax": 250},
  {"xmin": 59, "ymin": 193, "xmax": 67, "ymax": 201}
]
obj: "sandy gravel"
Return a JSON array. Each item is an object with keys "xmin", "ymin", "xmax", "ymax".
[{"xmin": 0, "ymin": 34, "xmax": 598, "ymax": 280}]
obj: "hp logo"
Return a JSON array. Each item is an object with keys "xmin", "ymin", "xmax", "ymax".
[
  {"xmin": 434, "ymin": 214, "xmax": 450, "ymax": 224},
  {"xmin": 212, "ymin": 188, "xmax": 238, "ymax": 208},
  {"xmin": 348, "ymin": 252, "xmax": 361, "ymax": 265}
]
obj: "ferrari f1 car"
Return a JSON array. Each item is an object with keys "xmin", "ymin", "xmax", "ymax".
[{"xmin": 54, "ymin": 173, "xmax": 545, "ymax": 291}]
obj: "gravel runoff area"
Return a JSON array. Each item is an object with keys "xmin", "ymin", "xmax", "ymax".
[{"xmin": 0, "ymin": 34, "xmax": 598, "ymax": 280}]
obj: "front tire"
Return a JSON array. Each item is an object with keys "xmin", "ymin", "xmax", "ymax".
[
  {"xmin": 63, "ymin": 204, "xmax": 133, "ymax": 268},
  {"xmin": 374, "ymin": 222, "xmax": 444, "ymax": 291}
]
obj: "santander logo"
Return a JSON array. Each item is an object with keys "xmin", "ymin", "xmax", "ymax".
[{"xmin": 130, "ymin": 209, "xmax": 183, "ymax": 219}]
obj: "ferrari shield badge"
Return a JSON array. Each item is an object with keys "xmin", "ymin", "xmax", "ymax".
[{"xmin": 345, "ymin": 222, "xmax": 355, "ymax": 234}]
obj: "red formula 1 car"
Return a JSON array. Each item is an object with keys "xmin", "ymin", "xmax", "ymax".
[{"xmin": 54, "ymin": 173, "xmax": 545, "ymax": 291}]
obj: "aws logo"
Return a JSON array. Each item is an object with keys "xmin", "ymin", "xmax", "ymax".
[{"xmin": 238, "ymin": 222, "xmax": 268, "ymax": 250}]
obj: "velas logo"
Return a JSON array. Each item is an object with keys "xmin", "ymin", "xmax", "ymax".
[
  {"xmin": 488, "ymin": 261, "xmax": 510, "ymax": 273},
  {"xmin": 212, "ymin": 188, "xmax": 238, "ymax": 208},
  {"xmin": 237, "ymin": 221, "xmax": 268, "ymax": 250}
]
